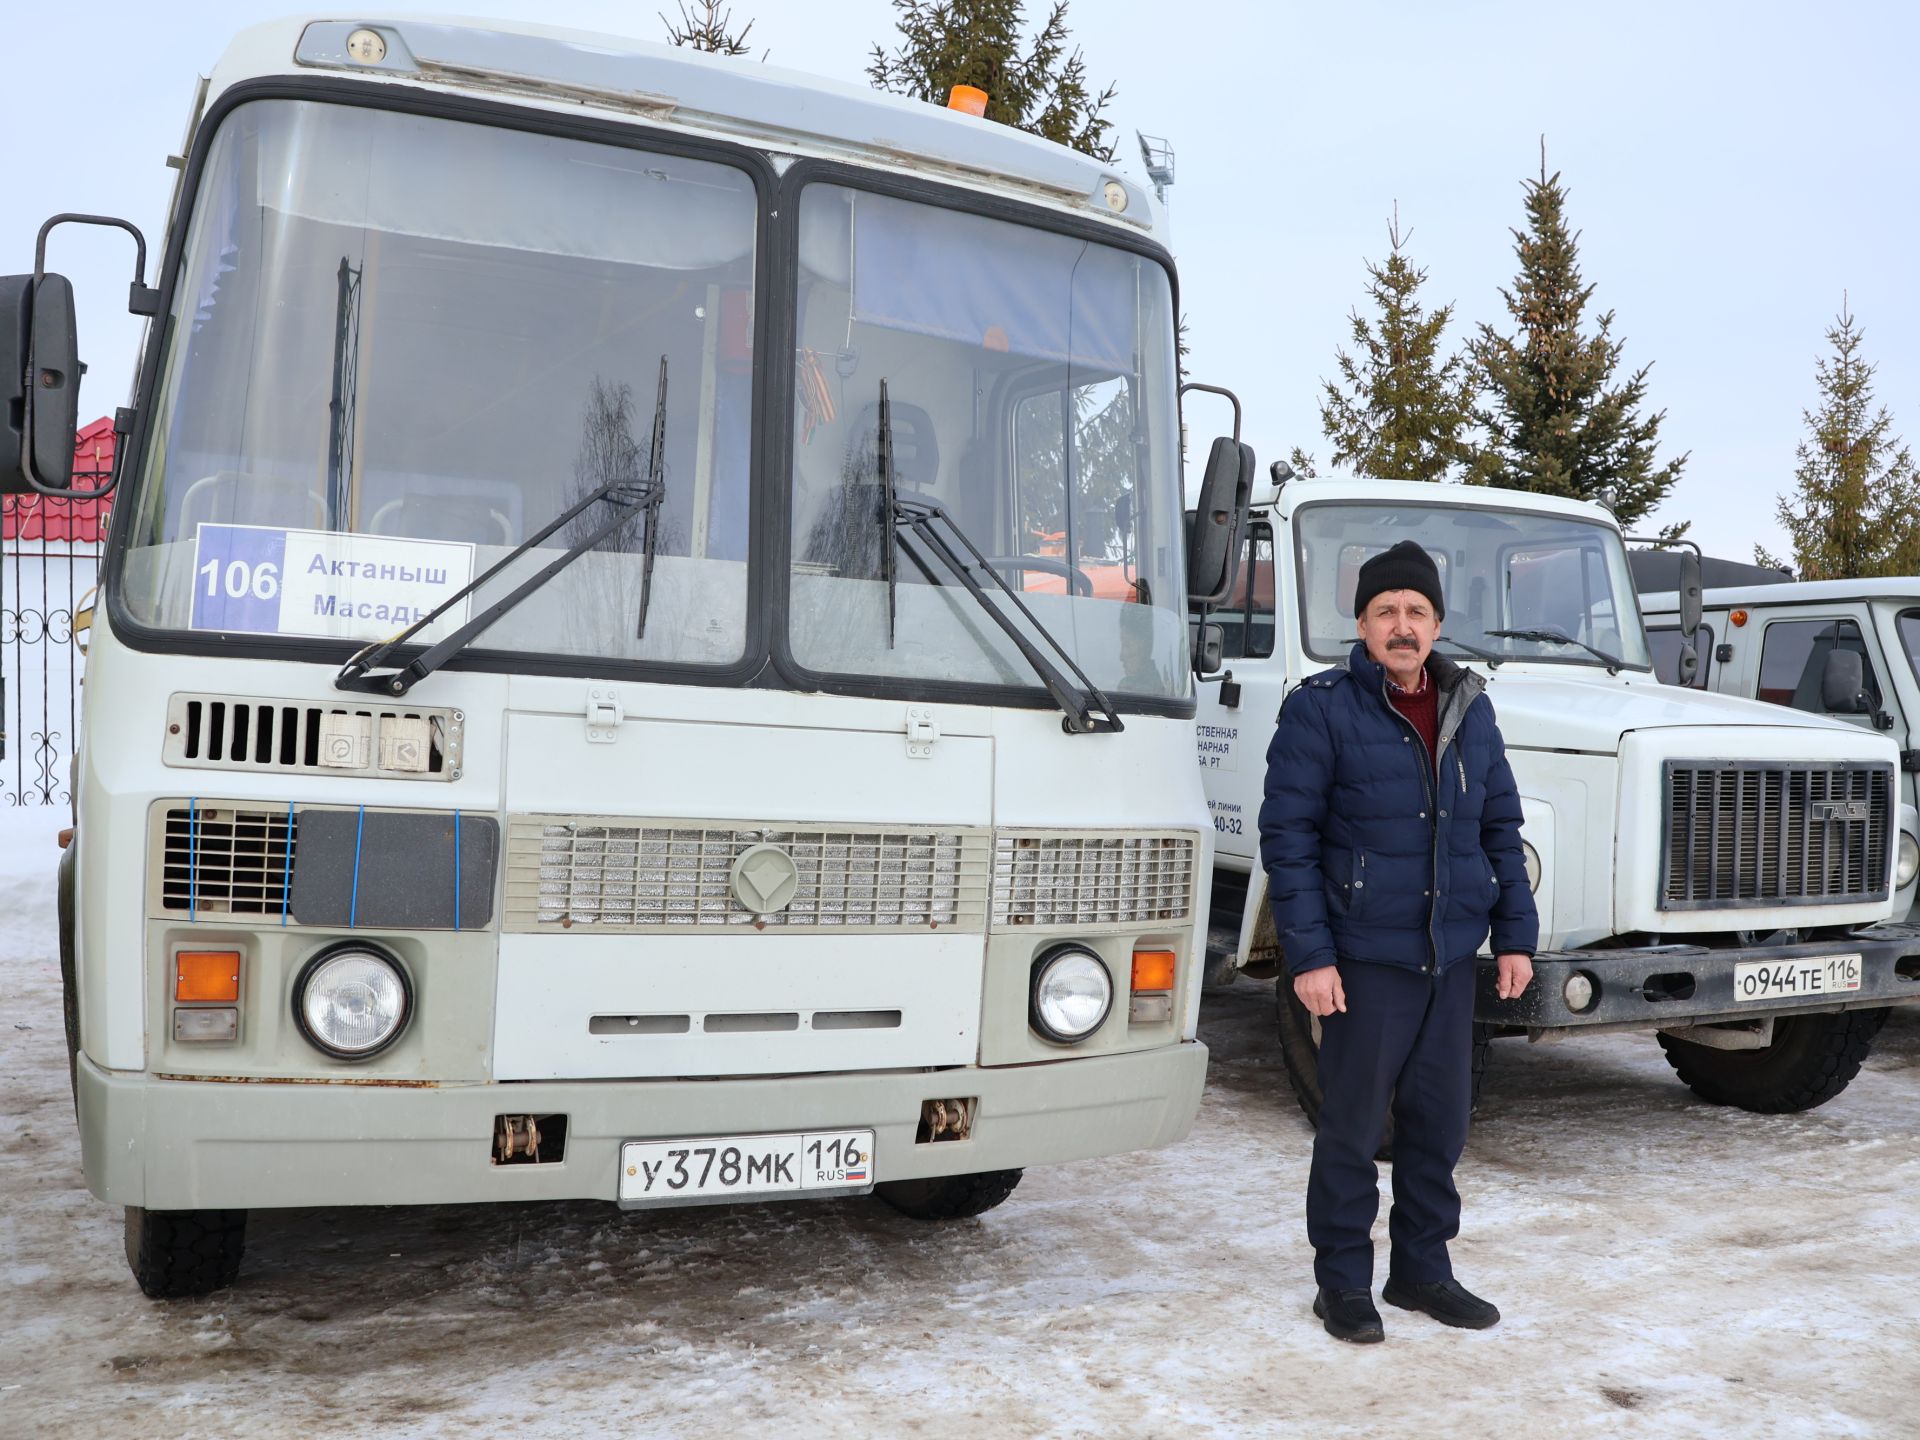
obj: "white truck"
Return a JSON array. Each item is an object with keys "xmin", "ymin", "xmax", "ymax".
[
  {"xmin": 1193, "ymin": 472, "xmax": 1920, "ymax": 1124},
  {"xmin": 1638, "ymin": 562, "xmax": 1920, "ymax": 923},
  {"xmin": 11, "ymin": 16, "xmax": 1254, "ymax": 1297}
]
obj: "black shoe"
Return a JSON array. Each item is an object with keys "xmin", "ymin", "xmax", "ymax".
[
  {"xmin": 1312, "ymin": 1286, "xmax": 1385, "ymax": 1343},
  {"xmin": 1381, "ymin": 1275, "xmax": 1500, "ymax": 1330}
]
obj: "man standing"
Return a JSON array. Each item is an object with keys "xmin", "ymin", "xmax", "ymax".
[{"xmin": 1259, "ymin": 539, "xmax": 1538, "ymax": 1343}]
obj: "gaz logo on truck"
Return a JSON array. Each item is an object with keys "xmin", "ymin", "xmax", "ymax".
[{"xmin": 1813, "ymin": 801, "xmax": 1870, "ymax": 822}]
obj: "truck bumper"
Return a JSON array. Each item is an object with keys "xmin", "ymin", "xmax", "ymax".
[
  {"xmin": 1476, "ymin": 924, "xmax": 1920, "ymax": 1033},
  {"xmin": 77, "ymin": 1041, "xmax": 1208, "ymax": 1211}
]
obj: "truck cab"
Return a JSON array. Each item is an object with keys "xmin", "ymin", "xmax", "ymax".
[
  {"xmin": 1639, "ymin": 571, "xmax": 1920, "ymax": 920},
  {"xmin": 1197, "ymin": 472, "xmax": 1920, "ymax": 1122}
]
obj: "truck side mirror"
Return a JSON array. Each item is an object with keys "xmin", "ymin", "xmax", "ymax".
[
  {"xmin": 1820, "ymin": 648, "xmax": 1868, "ymax": 713},
  {"xmin": 3, "ymin": 271, "xmax": 80, "ymax": 494},
  {"xmin": 1190, "ymin": 619, "xmax": 1224, "ymax": 676},
  {"xmin": 1187, "ymin": 436, "xmax": 1254, "ymax": 606},
  {"xmin": 1677, "ymin": 547, "xmax": 1703, "ymax": 638},
  {"xmin": 1675, "ymin": 642, "xmax": 1699, "ymax": 687}
]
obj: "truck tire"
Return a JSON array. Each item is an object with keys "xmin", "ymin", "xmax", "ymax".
[
  {"xmin": 875, "ymin": 1169, "xmax": 1023, "ymax": 1221},
  {"xmin": 1276, "ymin": 984, "xmax": 1492, "ymax": 1151},
  {"xmin": 1656, "ymin": 1008, "xmax": 1888, "ymax": 1113},
  {"xmin": 57, "ymin": 843, "xmax": 78, "ymax": 1111},
  {"xmin": 124, "ymin": 1206, "xmax": 247, "ymax": 1299}
]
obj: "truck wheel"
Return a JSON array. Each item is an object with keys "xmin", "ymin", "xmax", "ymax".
[
  {"xmin": 875, "ymin": 1169, "xmax": 1023, "ymax": 1221},
  {"xmin": 1276, "ymin": 985, "xmax": 1492, "ymax": 1150},
  {"xmin": 57, "ymin": 843, "xmax": 79, "ymax": 1110},
  {"xmin": 1656, "ymin": 1008, "xmax": 1888, "ymax": 1113},
  {"xmin": 123, "ymin": 1206, "xmax": 247, "ymax": 1298}
]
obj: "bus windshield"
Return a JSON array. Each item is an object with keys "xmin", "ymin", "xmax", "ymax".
[
  {"xmin": 786, "ymin": 185, "xmax": 1190, "ymax": 704},
  {"xmin": 116, "ymin": 98, "xmax": 759, "ymax": 668},
  {"xmin": 1293, "ymin": 501, "xmax": 1653, "ymax": 671}
]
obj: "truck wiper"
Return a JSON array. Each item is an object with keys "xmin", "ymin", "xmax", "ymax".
[
  {"xmin": 335, "ymin": 357, "xmax": 669, "ymax": 697},
  {"xmin": 1485, "ymin": 626, "xmax": 1625, "ymax": 675},
  {"xmin": 875, "ymin": 381, "xmax": 1122, "ymax": 735},
  {"xmin": 1434, "ymin": 634, "xmax": 1505, "ymax": 667}
]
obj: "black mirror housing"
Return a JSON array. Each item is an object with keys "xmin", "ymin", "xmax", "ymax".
[
  {"xmin": 1675, "ymin": 642, "xmax": 1699, "ymax": 687},
  {"xmin": 1677, "ymin": 547, "xmax": 1704, "ymax": 638},
  {"xmin": 1190, "ymin": 619, "xmax": 1225, "ymax": 676},
  {"xmin": 1821, "ymin": 648, "xmax": 1867, "ymax": 713},
  {"xmin": 1187, "ymin": 436, "xmax": 1254, "ymax": 605},
  {"xmin": 2, "ymin": 271, "xmax": 79, "ymax": 494}
]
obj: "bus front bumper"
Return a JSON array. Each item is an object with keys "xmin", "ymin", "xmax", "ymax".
[{"xmin": 77, "ymin": 1042, "xmax": 1208, "ymax": 1211}]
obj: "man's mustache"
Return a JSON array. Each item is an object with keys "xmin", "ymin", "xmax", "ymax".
[{"xmin": 1386, "ymin": 636, "xmax": 1422, "ymax": 650}]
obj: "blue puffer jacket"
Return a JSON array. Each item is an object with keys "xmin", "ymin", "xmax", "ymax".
[{"xmin": 1258, "ymin": 643, "xmax": 1539, "ymax": 976}]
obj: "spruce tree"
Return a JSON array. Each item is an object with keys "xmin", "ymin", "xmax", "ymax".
[
  {"xmin": 661, "ymin": 1, "xmax": 755, "ymax": 55},
  {"xmin": 1318, "ymin": 207, "xmax": 1475, "ymax": 482},
  {"xmin": 1468, "ymin": 148, "xmax": 1686, "ymax": 529},
  {"xmin": 1759, "ymin": 302, "xmax": 1920, "ymax": 579},
  {"xmin": 868, "ymin": 1, "xmax": 1117, "ymax": 161}
]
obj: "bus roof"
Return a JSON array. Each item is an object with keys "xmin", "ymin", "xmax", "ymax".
[{"xmin": 203, "ymin": 15, "xmax": 1163, "ymax": 241}]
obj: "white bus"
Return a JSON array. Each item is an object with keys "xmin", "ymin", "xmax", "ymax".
[{"xmin": 8, "ymin": 16, "xmax": 1249, "ymax": 1297}]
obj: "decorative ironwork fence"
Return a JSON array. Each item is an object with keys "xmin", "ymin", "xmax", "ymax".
[{"xmin": 3, "ymin": 462, "xmax": 111, "ymax": 809}]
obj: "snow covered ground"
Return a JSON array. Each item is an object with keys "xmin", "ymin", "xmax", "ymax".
[{"xmin": 5, "ymin": 813, "xmax": 1919, "ymax": 1440}]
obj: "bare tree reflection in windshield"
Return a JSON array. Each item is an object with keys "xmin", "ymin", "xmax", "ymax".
[{"xmin": 561, "ymin": 376, "xmax": 680, "ymax": 657}]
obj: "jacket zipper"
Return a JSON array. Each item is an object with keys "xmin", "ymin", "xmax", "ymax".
[{"xmin": 1383, "ymin": 676, "xmax": 1441, "ymax": 974}]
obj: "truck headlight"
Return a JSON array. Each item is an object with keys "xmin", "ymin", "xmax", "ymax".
[
  {"xmin": 293, "ymin": 944, "xmax": 412, "ymax": 1060},
  {"xmin": 1522, "ymin": 841, "xmax": 1542, "ymax": 893},
  {"xmin": 1899, "ymin": 833, "xmax": 1920, "ymax": 890},
  {"xmin": 1029, "ymin": 945, "xmax": 1113, "ymax": 1044}
]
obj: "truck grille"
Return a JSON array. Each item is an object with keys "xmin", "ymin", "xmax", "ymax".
[
  {"xmin": 158, "ymin": 803, "xmax": 297, "ymax": 916},
  {"xmin": 991, "ymin": 832, "xmax": 1196, "ymax": 927},
  {"xmin": 505, "ymin": 818, "xmax": 993, "ymax": 933},
  {"xmin": 1661, "ymin": 762, "xmax": 1892, "ymax": 909}
]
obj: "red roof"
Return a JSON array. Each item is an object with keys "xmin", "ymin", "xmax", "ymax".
[{"xmin": 2, "ymin": 416, "xmax": 115, "ymax": 544}]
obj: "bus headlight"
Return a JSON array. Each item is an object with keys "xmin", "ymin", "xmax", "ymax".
[
  {"xmin": 1029, "ymin": 945, "xmax": 1113, "ymax": 1044},
  {"xmin": 294, "ymin": 945, "xmax": 411, "ymax": 1060},
  {"xmin": 1522, "ymin": 841, "xmax": 1542, "ymax": 893},
  {"xmin": 1898, "ymin": 832, "xmax": 1919, "ymax": 890}
]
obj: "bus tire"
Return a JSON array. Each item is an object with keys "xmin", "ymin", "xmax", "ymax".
[
  {"xmin": 1276, "ymin": 982, "xmax": 1492, "ymax": 1155},
  {"xmin": 1656, "ymin": 1008, "xmax": 1887, "ymax": 1113},
  {"xmin": 875, "ymin": 1169, "xmax": 1022, "ymax": 1221},
  {"xmin": 124, "ymin": 1206, "xmax": 247, "ymax": 1299},
  {"xmin": 57, "ymin": 843, "xmax": 79, "ymax": 1111}
]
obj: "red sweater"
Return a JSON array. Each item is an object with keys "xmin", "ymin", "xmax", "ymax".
[{"xmin": 1388, "ymin": 672, "xmax": 1439, "ymax": 770}]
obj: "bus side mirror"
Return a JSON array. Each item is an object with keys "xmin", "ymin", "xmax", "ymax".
[
  {"xmin": 2, "ymin": 270, "xmax": 80, "ymax": 494},
  {"xmin": 1821, "ymin": 648, "xmax": 1867, "ymax": 713},
  {"xmin": 1187, "ymin": 436, "xmax": 1254, "ymax": 605}
]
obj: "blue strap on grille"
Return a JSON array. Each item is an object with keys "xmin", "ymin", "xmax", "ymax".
[
  {"xmin": 188, "ymin": 797, "xmax": 198, "ymax": 919},
  {"xmin": 453, "ymin": 808, "xmax": 462, "ymax": 932},
  {"xmin": 349, "ymin": 805, "xmax": 366, "ymax": 928},
  {"xmin": 281, "ymin": 800, "xmax": 295, "ymax": 926}
]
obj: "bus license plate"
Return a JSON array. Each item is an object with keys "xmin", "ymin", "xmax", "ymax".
[
  {"xmin": 618, "ymin": 1130, "xmax": 874, "ymax": 1205},
  {"xmin": 1732, "ymin": 953, "xmax": 1862, "ymax": 1003}
]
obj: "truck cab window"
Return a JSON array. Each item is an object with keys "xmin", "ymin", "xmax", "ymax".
[
  {"xmin": 1647, "ymin": 624, "xmax": 1715, "ymax": 688},
  {"xmin": 1217, "ymin": 521, "xmax": 1275, "ymax": 660},
  {"xmin": 1758, "ymin": 618, "xmax": 1881, "ymax": 712}
]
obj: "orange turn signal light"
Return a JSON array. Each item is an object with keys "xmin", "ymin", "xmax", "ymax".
[
  {"xmin": 946, "ymin": 84, "xmax": 989, "ymax": 116},
  {"xmin": 1131, "ymin": 948, "xmax": 1176, "ymax": 992},
  {"xmin": 175, "ymin": 950, "xmax": 241, "ymax": 1003},
  {"xmin": 1730, "ymin": 609, "xmax": 1748, "ymax": 628}
]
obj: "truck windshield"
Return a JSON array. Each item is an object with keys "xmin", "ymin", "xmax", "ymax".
[
  {"xmin": 786, "ymin": 185, "xmax": 1190, "ymax": 705},
  {"xmin": 115, "ymin": 99, "xmax": 757, "ymax": 667},
  {"xmin": 1293, "ymin": 501, "xmax": 1653, "ymax": 671}
]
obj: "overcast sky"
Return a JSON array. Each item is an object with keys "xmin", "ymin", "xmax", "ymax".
[{"xmin": 8, "ymin": 1, "xmax": 1917, "ymax": 563}]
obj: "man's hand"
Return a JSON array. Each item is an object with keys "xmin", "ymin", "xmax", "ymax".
[
  {"xmin": 1495, "ymin": 952, "xmax": 1533, "ymax": 1000},
  {"xmin": 1293, "ymin": 966, "xmax": 1347, "ymax": 1018}
]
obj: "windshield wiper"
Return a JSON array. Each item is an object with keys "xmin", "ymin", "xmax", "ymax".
[
  {"xmin": 1434, "ymin": 634, "xmax": 1505, "ymax": 667},
  {"xmin": 875, "ymin": 381, "xmax": 1122, "ymax": 735},
  {"xmin": 1485, "ymin": 626, "xmax": 1626, "ymax": 674},
  {"xmin": 335, "ymin": 356, "xmax": 669, "ymax": 697}
]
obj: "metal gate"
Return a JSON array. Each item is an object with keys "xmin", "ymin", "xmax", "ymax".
[{"xmin": 3, "ymin": 451, "xmax": 111, "ymax": 809}]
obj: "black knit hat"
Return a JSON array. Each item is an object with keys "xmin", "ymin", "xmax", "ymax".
[{"xmin": 1354, "ymin": 540, "xmax": 1445, "ymax": 620}]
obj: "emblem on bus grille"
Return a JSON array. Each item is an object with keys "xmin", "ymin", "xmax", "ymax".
[
  {"xmin": 1813, "ymin": 801, "xmax": 1870, "ymax": 822},
  {"xmin": 731, "ymin": 844, "xmax": 801, "ymax": 914}
]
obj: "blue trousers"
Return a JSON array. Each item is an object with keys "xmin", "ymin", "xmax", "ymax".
[{"xmin": 1306, "ymin": 956, "xmax": 1475, "ymax": 1291}]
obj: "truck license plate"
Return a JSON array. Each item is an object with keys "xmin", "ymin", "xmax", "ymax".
[
  {"xmin": 1732, "ymin": 953, "xmax": 1862, "ymax": 1003},
  {"xmin": 618, "ymin": 1130, "xmax": 874, "ymax": 1206}
]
